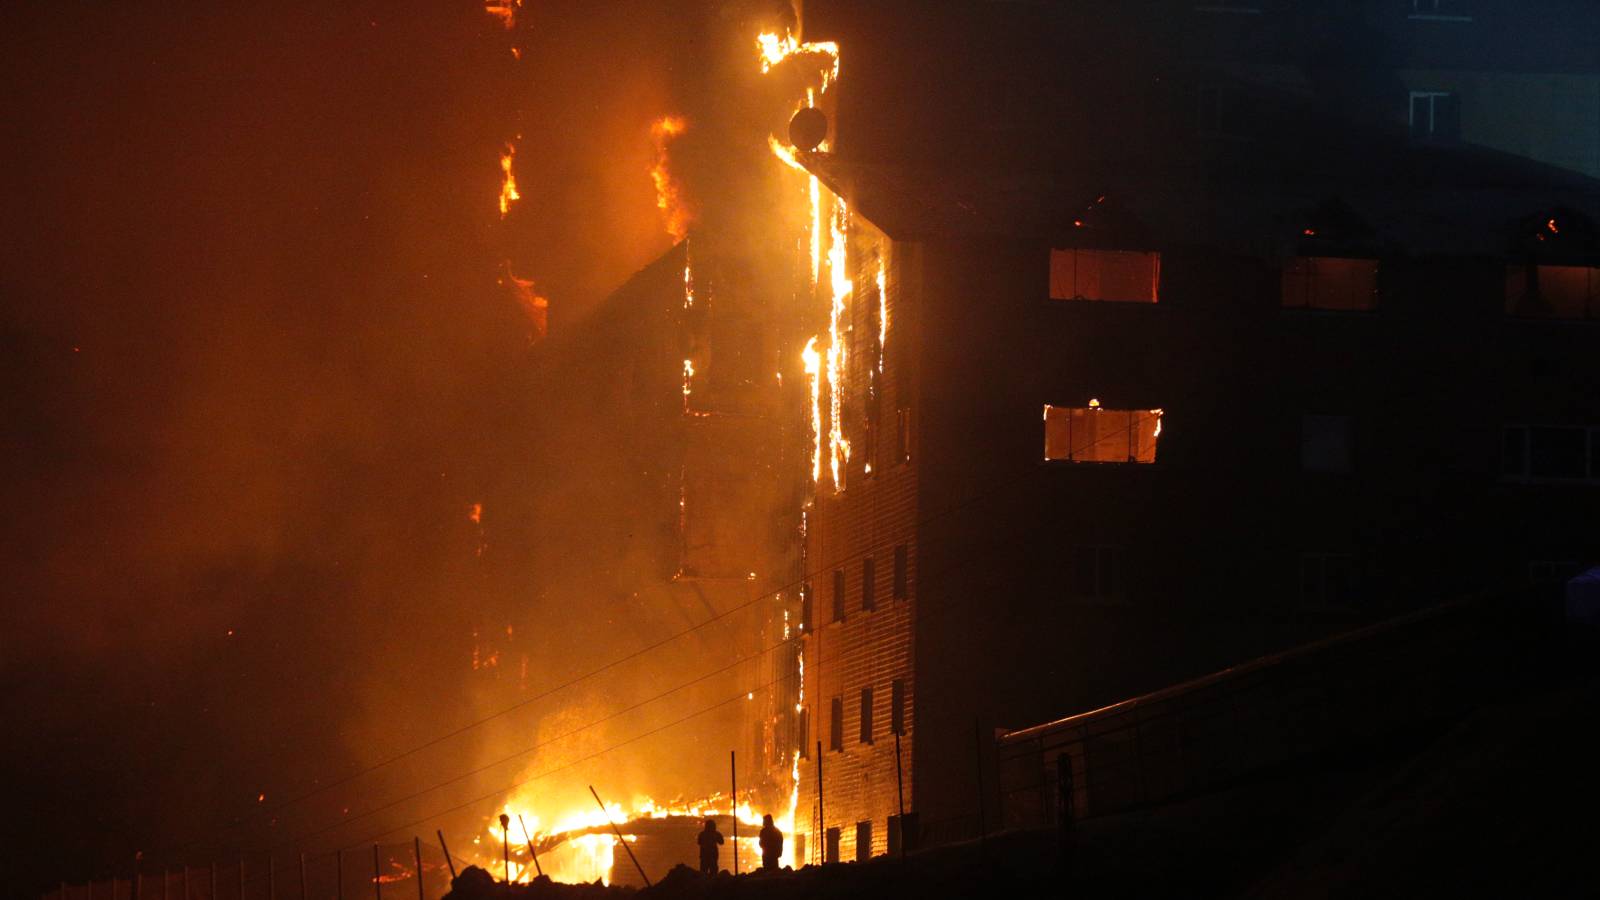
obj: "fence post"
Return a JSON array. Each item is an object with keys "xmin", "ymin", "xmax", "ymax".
[
  {"xmin": 815, "ymin": 740, "xmax": 824, "ymax": 861},
  {"xmin": 413, "ymin": 838, "xmax": 424, "ymax": 900},
  {"xmin": 974, "ymin": 718, "xmax": 987, "ymax": 847},
  {"xmin": 894, "ymin": 730, "xmax": 906, "ymax": 859},
  {"xmin": 730, "ymin": 750, "xmax": 738, "ymax": 874}
]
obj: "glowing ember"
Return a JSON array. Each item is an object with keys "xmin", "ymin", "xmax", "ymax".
[
  {"xmin": 484, "ymin": 0, "xmax": 520, "ymax": 30},
  {"xmin": 498, "ymin": 143, "xmax": 521, "ymax": 218},
  {"xmin": 649, "ymin": 116, "xmax": 691, "ymax": 242},
  {"xmin": 469, "ymin": 503, "xmax": 483, "ymax": 525}
]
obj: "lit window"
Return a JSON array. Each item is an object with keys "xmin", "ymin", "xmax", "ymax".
[
  {"xmin": 1302, "ymin": 414, "xmax": 1354, "ymax": 472},
  {"xmin": 1049, "ymin": 249, "xmax": 1160, "ymax": 302},
  {"xmin": 1071, "ymin": 546, "xmax": 1124, "ymax": 601},
  {"xmin": 1299, "ymin": 553, "xmax": 1360, "ymax": 608},
  {"xmin": 1282, "ymin": 257, "xmax": 1378, "ymax": 310},
  {"xmin": 1505, "ymin": 265, "xmax": 1600, "ymax": 320},
  {"xmin": 1043, "ymin": 404, "xmax": 1163, "ymax": 463},
  {"xmin": 1409, "ymin": 91, "xmax": 1460, "ymax": 139}
]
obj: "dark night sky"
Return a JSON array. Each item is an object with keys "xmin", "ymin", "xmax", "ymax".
[{"xmin": 0, "ymin": 2, "xmax": 713, "ymax": 892}]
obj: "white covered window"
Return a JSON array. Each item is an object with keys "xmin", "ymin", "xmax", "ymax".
[
  {"xmin": 1282, "ymin": 257, "xmax": 1378, "ymax": 310},
  {"xmin": 1049, "ymin": 249, "xmax": 1160, "ymax": 303},
  {"xmin": 1505, "ymin": 264, "xmax": 1600, "ymax": 320}
]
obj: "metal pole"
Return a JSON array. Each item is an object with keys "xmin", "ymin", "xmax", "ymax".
[
  {"xmin": 433, "ymin": 833, "xmax": 456, "ymax": 882},
  {"xmin": 498, "ymin": 814, "xmax": 510, "ymax": 883},
  {"xmin": 516, "ymin": 815, "xmax": 542, "ymax": 878},
  {"xmin": 815, "ymin": 740, "xmax": 824, "ymax": 862},
  {"xmin": 412, "ymin": 838, "xmax": 424, "ymax": 900},
  {"xmin": 730, "ymin": 750, "xmax": 738, "ymax": 874},
  {"xmin": 588, "ymin": 785, "xmax": 650, "ymax": 887},
  {"xmin": 894, "ymin": 730, "xmax": 907, "ymax": 860},
  {"xmin": 371, "ymin": 846, "xmax": 381, "ymax": 900},
  {"xmin": 298, "ymin": 855, "xmax": 306, "ymax": 900},
  {"xmin": 974, "ymin": 718, "xmax": 987, "ymax": 847}
]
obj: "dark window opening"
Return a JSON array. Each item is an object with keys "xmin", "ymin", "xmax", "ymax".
[
  {"xmin": 862, "ymin": 558, "xmax": 877, "ymax": 611},
  {"xmin": 896, "ymin": 406, "xmax": 912, "ymax": 464},
  {"xmin": 801, "ymin": 582, "xmax": 814, "ymax": 632},
  {"xmin": 891, "ymin": 679, "xmax": 905, "ymax": 736},
  {"xmin": 855, "ymin": 821, "xmax": 872, "ymax": 862},
  {"xmin": 829, "ymin": 697, "xmax": 843, "ymax": 752},
  {"xmin": 1071, "ymin": 545, "xmax": 1124, "ymax": 601},
  {"xmin": 797, "ymin": 708, "xmax": 809, "ymax": 758},
  {"xmin": 1302, "ymin": 414, "xmax": 1354, "ymax": 473},
  {"xmin": 1409, "ymin": 91, "xmax": 1460, "ymax": 140},
  {"xmin": 893, "ymin": 545, "xmax": 909, "ymax": 599},
  {"xmin": 825, "ymin": 827, "xmax": 840, "ymax": 864},
  {"xmin": 832, "ymin": 569, "xmax": 846, "ymax": 623},
  {"xmin": 1300, "ymin": 553, "xmax": 1359, "ymax": 608},
  {"xmin": 860, "ymin": 687, "xmax": 874, "ymax": 744}
]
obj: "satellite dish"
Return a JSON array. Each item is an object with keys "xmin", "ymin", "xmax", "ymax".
[{"xmin": 789, "ymin": 107, "xmax": 829, "ymax": 152}]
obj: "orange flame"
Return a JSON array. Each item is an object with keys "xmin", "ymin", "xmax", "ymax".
[
  {"xmin": 649, "ymin": 116, "xmax": 691, "ymax": 242},
  {"xmin": 484, "ymin": 0, "xmax": 519, "ymax": 30},
  {"xmin": 802, "ymin": 338, "xmax": 823, "ymax": 483},
  {"xmin": 498, "ymin": 143, "xmax": 521, "ymax": 218},
  {"xmin": 756, "ymin": 31, "xmax": 840, "ymax": 91},
  {"xmin": 500, "ymin": 262, "xmax": 548, "ymax": 341}
]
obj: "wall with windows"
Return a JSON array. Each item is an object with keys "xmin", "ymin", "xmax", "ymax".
[
  {"xmin": 797, "ymin": 222, "xmax": 919, "ymax": 865},
  {"xmin": 1400, "ymin": 70, "xmax": 1600, "ymax": 177}
]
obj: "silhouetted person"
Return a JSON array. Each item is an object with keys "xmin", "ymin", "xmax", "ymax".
[
  {"xmin": 697, "ymin": 818, "xmax": 724, "ymax": 874},
  {"xmin": 758, "ymin": 814, "xmax": 783, "ymax": 871}
]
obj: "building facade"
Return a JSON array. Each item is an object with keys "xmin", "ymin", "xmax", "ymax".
[{"xmin": 789, "ymin": 0, "xmax": 1600, "ymax": 862}]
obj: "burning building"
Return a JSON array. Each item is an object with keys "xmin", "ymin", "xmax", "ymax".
[{"xmin": 775, "ymin": 0, "xmax": 1600, "ymax": 864}]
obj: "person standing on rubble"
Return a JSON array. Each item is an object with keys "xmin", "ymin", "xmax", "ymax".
[
  {"xmin": 697, "ymin": 818, "xmax": 725, "ymax": 874},
  {"xmin": 758, "ymin": 814, "xmax": 783, "ymax": 871}
]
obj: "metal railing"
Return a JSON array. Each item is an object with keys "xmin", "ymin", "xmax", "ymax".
[{"xmin": 998, "ymin": 587, "xmax": 1557, "ymax": 830}]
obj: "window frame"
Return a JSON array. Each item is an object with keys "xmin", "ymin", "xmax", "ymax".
[
  {"xmin": 862, "ymin": 557, "xmax": 877, "ymax": 612},
  {"xmin": 1502, "ymin": 424, "xmax": 1599, "ymax": 483},
  {"xmin": 1047, "ymin": 247, "xmax": 1162, "ymax": 304},
  {"xmin": 1043, "ymin": 404, "xmax": 1164, "ymax": 465},
  {"xmin": 1408, "ymin": 90, "xmax": 1460, "ymax": 139},
  {"xmin": 829, "ymin": 696, "xmax": 844, "ymax": 752},
  {"xmin": 1504, "ymin": 263, "xmax": 1600, "ymax": 321},
  {"xmin": 1280, "ymin": 256, "xmax": 1380, "ymax": 312}
]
